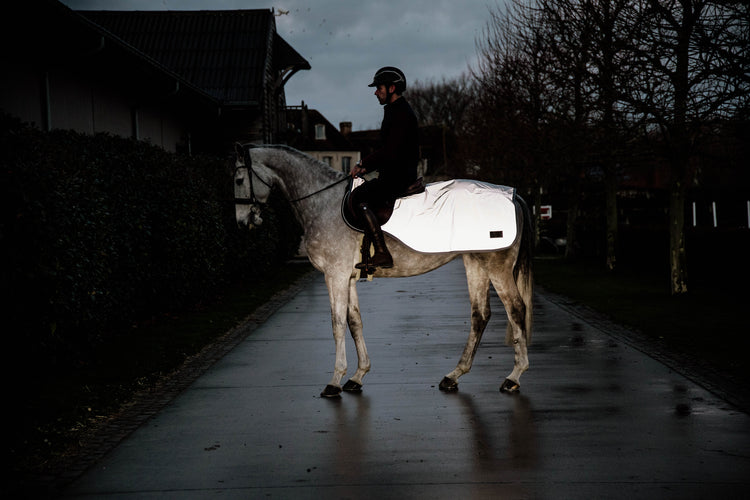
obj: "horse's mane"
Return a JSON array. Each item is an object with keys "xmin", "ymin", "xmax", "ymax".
[{"xmin": 261, "ymin": 144, "xmax": 346, "ymax": 182}]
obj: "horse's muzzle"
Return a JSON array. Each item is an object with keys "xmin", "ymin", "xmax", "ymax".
[{"xmin": 236, "ymin": 204, "xmax": 263, "ymax": 229}]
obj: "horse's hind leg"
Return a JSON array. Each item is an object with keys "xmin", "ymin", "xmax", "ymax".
[
  {"xmin": 439, "ymin": 254, "xmax": 491, "ymax": 391},
  {"xmin": 489, "ymin": 262, "xmax": 528, "ymax": 394}
]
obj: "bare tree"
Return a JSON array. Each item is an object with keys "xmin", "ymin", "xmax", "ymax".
[
  {"xmin": 409, "ymin": 74, "xmax": 474, "ymax": 134},
  {"xmin": 587, "ymin": 0, "xmax": 644, "ymax": 270},
  {"xmin": 472, "ymin": 1, "xmax": 560, "ymax": 245},
  {"xmin": 409, "ymin": 75, "xmax": 476, "ymax": 177},
  {"xmin": 535, "ymin": 0, "xmax": 647, "ymax": 267},
  {"xmin": 621, "ymin": 0, "xmax": 749, "ymax": 294},
  {"xmin": 534, "ymin": 0, "xmax": 596, "ymax": 260}
]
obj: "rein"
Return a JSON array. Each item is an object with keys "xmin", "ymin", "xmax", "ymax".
[{"xmin": 288, "ymin": 175, "xmax": 350, "ymax": 203}]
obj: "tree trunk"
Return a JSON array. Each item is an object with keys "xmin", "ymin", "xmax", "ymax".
[
  {"xmin": 666, "ymin": 0, "xmax": 696, "ymax": 295},
  {"xmin": 605, "ymin": 162, "xmax": 618, "ymax": 271},
  {"xmin": 668, "ymin": 178, "xmax": 688, "ymax": 294},
  {"xmin": 565, "ymin": 193, "xmax": 578, "ymax": 260}
]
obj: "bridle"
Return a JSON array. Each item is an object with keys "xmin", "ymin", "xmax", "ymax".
[
  {"xmin": 234, "ymin": 144, "xmax": 351, "ymax": 206},
  {"xmin": 234, "ymin": 161, "xmax": 270, "ymax": 207}
]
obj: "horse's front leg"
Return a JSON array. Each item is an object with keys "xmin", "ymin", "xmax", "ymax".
[
  {"xmin": 321, "ymin": 273, "xmax": 351, "ymax": 398},
  {"xmin": 342, "ymin": 276, "xmax": 370, "ymax": 393}
]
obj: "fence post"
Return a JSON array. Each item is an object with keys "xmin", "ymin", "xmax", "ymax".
[
  {"xmin": 712, "ymin": 201, "xmax": 717, "ymax": 228},
  {"xmin": 692, "ymin": 202, "xmax": 697, "ymax": 227}
]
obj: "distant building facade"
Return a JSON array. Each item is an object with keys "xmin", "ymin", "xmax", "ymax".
[{"xmin": 284, "ymin": 102, "xmax": 360, "ymax": 173}]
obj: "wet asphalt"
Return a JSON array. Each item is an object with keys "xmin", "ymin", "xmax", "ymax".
[{"xmin": 61, "ymin": 259, "xmax": 750, "ymax": 499}]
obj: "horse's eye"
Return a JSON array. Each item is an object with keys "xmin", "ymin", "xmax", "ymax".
[{"xmin": 235, "ymin": 178, "xmax": 244, "ymax": 186}]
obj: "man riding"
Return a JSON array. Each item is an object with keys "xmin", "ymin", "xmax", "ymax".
[{"xmin": 350, "ymin": 66, "xmax": 420, "ymax": 269}]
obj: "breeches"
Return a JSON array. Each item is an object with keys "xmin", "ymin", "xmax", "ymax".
[
  {"xmin": 350, "ymin": 178, "xmax": 395, "ymax": 209},
  {"xmin": 348, "ymin": 178, "xmax": 398, "ymax": 227}
]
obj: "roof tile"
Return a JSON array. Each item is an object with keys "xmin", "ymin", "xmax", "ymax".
[{"xmin": 80, "ymin": 10, "xmax": 308, "ymax": 105}]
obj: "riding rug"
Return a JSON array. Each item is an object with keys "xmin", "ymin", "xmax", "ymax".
[{"xmin": 344, "ymin": 178, "xmax": 518, "ymax": 253}]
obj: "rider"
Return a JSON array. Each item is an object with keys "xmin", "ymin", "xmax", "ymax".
[{"xmin": 350, "ymin": 66, "xmax": 420, "ymax": 269}]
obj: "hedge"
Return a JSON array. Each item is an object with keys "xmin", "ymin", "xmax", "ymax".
[{"xmin": 1, "ymin": 113, "xmax": 301, "ymax": 367}]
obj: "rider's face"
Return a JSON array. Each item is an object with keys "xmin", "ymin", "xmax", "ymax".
[{"xmin": 374, "ymin": 84, "xmax": 394, "ymax": 105}]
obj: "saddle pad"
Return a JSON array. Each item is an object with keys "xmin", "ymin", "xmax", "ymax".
[{"xmin": 381, "ymin": 179, "xmax": 517, "ymax": 253}]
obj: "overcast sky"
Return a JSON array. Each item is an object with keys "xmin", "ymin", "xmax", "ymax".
[{"xmin": 61, "ymin": 0, "xmax": 506, "ymax": 131}]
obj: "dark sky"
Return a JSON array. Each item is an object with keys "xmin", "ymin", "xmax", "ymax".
[{"xmin": 62, "ymin": 0, "xmax": 504, "ymax": 131}]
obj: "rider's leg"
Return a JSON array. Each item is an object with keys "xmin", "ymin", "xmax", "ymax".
[{"xmin": 357, "ymin": 203, "xmax": 393, "ymax": 269}]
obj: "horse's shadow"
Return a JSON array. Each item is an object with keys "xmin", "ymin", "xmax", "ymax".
[
  {"xmin": 324, "ymin": 390, "xmax": 538, "ymax": 476},
  {"xmin": 450, "ymin": 391, "xmax": 539, "ymax": 472}
]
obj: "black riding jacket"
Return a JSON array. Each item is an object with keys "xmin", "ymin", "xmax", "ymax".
[{"xmin": 362, "ymin": 96, "xmax": 419, "ymax": 195}]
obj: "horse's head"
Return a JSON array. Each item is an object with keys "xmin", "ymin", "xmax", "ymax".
[{"xmin": 234, "ymin": 143, "xmax": 272, "ymax": 229}]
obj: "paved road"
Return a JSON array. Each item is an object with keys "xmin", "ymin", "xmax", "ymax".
[{"xmin": 62, "ymin": 259, "xmax": 750, "ymax": 499}]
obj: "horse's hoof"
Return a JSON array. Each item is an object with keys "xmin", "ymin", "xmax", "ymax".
[
  {"xmin": 342, "ymin": 380, "xmax": 363, "ymax": 393},
  {"xmin": 500, "ymin": 379, "xmax": 520, "ymax": 393},
  {"xmin": 439, "ymin": 376, "xmax": 458, "ymax": 392},
  {"xmin": 320, "ymin": 384, "xmax": 342, "ymax": 398}
]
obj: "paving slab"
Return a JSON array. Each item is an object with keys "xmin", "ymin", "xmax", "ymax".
[{"xmin": 62, "ymin": 259, "xmax": 750, "ymax": 499}]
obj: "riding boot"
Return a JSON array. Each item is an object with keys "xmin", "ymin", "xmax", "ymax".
[{"xmin": 356, "ymin": 204, "xmax": 393, "ymax": 269}]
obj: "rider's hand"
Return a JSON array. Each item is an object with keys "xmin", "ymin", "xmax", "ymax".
[{"xmin": 351, "ymin": 162, "xmax": 366, "ymax": 178}]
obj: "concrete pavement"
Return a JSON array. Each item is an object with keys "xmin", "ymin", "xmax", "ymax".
[{"xmin": 62, "ymin": 259, "xmax": 750, "ymax": 499}]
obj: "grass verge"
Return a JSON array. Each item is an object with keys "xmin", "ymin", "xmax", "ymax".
[{"xmin": 533, "ymin": 256, "xmax": 748, "ymax": 390}]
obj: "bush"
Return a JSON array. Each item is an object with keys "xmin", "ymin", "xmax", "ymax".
[{"xmin": 0, "ymin": 114, "xmax": 301, "ymax": 369}]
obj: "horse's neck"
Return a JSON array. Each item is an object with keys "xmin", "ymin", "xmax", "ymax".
[{"xmin": 267, "ymin": 149, "xmax": 343, "ymax": 227}]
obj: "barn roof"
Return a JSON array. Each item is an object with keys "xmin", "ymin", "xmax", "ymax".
[{"xmin": 80, "ymin": 9, "xmax": 310, "ymax": 106}]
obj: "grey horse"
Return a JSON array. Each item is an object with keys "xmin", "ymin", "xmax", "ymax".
[{"xmin": 234, "ymin": 144, "xmax": 533, "ymax": 398}]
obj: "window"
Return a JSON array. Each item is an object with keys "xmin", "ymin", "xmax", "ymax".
[
  {"xmin": 322, "ymin": 156, "xmax": 332, "ymax": 166},
  {"xmin": 315, "ymin": 124, "xmax": 326, "ymax": 140},
  {"xmin": 342, "ymin": 156, "xmax": 352, "ymax": 174}
]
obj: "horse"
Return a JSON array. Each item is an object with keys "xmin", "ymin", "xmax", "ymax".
[{"xmin": 234, "ymin": 144, "xmax": 533, "ymax": 398}]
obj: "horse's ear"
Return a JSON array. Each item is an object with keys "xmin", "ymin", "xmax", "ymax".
[
  {"xmin": 233, "ymin": 143, "xmax": 245, "ymax": 168},
  {"xmin": 234, "ymin": 142, "xmax": 244, "ymax": 158},
  {"xmin": 233, "ymin": 142, "xmax": 258, "ymax": 169},
  {"xmin": 243, "ymin": 146, "xmax": 252, "ymax": 169},
  {"xmin": 234, "ymin": 143, "xmax": 258, "ymax": 157}
]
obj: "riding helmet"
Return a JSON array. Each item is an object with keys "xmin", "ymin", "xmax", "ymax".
[{"xmin": 368, "ymin": 66, "xmax": 406, "ymax": 93}]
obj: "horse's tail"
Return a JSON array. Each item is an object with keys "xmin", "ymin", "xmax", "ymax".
[{"xmin": 506, "ymin": 193, "xmax": 534, "ymax": 346}]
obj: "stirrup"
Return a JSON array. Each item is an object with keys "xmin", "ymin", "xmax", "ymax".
[
  {"xmin": 355, "ymin": 260, "xmax": 375, "ymax": 271},
  {"xmin": 370, "ymin": 251, "xmax": 393, "ymax": 268},
  {"xmin": 356, "ymin": 234, "xmax": 376, "ymax": 275}
]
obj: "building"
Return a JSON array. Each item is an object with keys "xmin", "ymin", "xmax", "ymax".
[
  {"xmin": 284, "ymin": 102, "xmax": 360, "ymax": 173},
  {"xmin": 0, "ymin": 1, "xmax": 309, "ymax": 154}
]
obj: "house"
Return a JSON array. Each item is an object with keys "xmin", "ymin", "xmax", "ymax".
[
  {"xmin": 284, "ymin": 102, "xmax": 360, "ymax": 173},
  {"xmin": 0, "ymin": 1, "xmax": 309, "ymax": 154},
  {"xmin": 80, "ymin": 8, "xmax": 310, "ymax": 151}
]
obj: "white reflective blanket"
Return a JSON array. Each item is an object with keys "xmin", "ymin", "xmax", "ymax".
[{"xmin": 380, "ymin": 179, "xmax": 518, "ymax": 253}]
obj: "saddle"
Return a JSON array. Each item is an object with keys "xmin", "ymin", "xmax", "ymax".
[
  {"xmin": 342, "ymin": 177, "xmax": 425, "ymax": 278},
  {"xmin": 342, "ymin": 178, "xmax": 518, "ymax": 279},
  {"xmin": 341, "ymin": 177, "xmax": 426, "ymax": 231}
]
